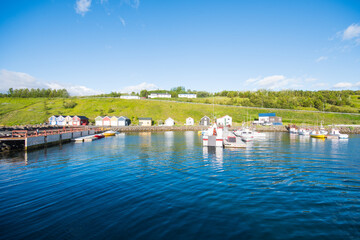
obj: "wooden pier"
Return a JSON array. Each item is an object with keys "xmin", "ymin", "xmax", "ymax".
[{"xmin": 0, "ymin": 127, "xmax": 101, "ymax": 151}]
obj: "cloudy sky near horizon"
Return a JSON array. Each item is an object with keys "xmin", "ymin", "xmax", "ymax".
[{"xmin": 1, "ymin": 0, "xmax": 360, "ymax": 95}]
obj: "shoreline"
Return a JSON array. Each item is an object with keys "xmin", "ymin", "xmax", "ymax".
[{"xmin": 2, "ymin": 124, "xmax": 360, "ymax": 135}]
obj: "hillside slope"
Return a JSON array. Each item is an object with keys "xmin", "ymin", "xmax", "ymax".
[{"xmin": 0, "ymin": 98, "xmax": 359, "ymax": 126}]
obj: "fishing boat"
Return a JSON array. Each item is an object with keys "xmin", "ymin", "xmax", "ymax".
[
  {"xmin": 310, "ymin": 124, "xmax": 328, "ymax": 139},
  {"xmin": 94, "ymin": 134, "xmax": 105, "ymax": 139},
  {"xmin": 223, "ymin": 132, "xmax": 246, "ymax": 148},
  {"xmin": 202, "ymin": 124, "xmax": 224, "ymax": 147},
  {"xmin": 288, "ymin": 124, "xmax": 298, "ymax": 134},
  {"xmin": 103, "ymin": 130, "xmax": 116, "ymax": 137},
  {"xmin": 235, "ymin": 128, "xmax": 254, "ymax": 142},
  {"xmin": 328, "ymin": 128, "xmax": 349, "ymax": 139},
  {"xmin": 298, "ymin": 128, "xmax": 311, "ymax": 136}
]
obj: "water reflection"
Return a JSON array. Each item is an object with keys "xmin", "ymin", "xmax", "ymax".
[
  {"xmin": 184, "ymin": 131, "xmax": 195, "ymax": 149},
  {"xmin": 164, "ymin": 131, "xmax": 174, "ymax": 149},
  {"xmin": 203, "ymin": 147, "xmax": 223, "ymax": 170},
  {"xmin": 139, "ymin": 132, "xmax": 151, "ymax": 148}
]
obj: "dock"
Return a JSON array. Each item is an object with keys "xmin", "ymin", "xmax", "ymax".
[{"xmin": 0, "ymin": 127, "xmax": 101, "ymax": 151}]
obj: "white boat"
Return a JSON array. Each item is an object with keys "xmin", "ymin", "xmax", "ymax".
[
  {"xmin": 329, "ymin": 128, "xmax": 349, "ymax": 139},
  {"xmin": 234, "ymin": 128, "xmax": 254, "ymax": 142},
  {"xmin": 223, "ymin": 131, "xmax": 246, "ymax": 148},
  {"xmin": 289, "ymin": 127, "xmax": 298, "ymax": 134},
  {"xmin": 202, "ymin": 124, "xmax": 224, "ymax": 147},
  {"xmin": 103, "ymin": 130, "xmax": 117, "ymax": 137},
  {"xmin": 298, "ymin": 128, "xmax": 311, "ymax": 136},
  {"xmin": 253, "ymin": 131, "xmax": 266, "ymax": 138}
]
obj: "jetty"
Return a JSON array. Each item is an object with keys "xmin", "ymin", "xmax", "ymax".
[{"xmin": 0, "ymin": 127, "xmax": 101, "ymax": 151}]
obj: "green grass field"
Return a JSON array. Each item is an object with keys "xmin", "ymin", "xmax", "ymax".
[{"xmin": 0, "ymin": 97, "xmax": 359, "ymax": 126}]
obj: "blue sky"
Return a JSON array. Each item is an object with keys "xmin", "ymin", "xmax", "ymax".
[{"xmin": 1, "ymin": 0, "xmax": 360, "ymax": 95}]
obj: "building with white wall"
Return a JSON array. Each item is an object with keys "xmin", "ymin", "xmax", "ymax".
[
  {"xmin": 120, "ymin": 95, "xmax": 140, "ymax": 99},
  {"xmin": 185, "ymin": 117, "xmax": 194, "ymax": 125},
  {"xmin": 165, "ymin": 117, "xmax": 175, "ymax": 126},
  {"xmin": 178, "ymin": 94, "xmax": 197, "ymax": 98},
  {"xmin": 216, "ymin": 115, "xmax": 232, "ymax": 127},
  {"xmin": 148, "ymin": 93, "xmax": 172, "ymax": 98}
]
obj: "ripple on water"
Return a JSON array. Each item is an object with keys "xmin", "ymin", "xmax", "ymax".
[{"xmin": 0, "ymin": 132, "xmax": 360, "ymax": 239}]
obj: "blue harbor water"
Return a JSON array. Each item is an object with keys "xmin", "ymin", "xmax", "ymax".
[{"xmin": 0, "ymin": 132, "xmax": 360, "ymax": 239}]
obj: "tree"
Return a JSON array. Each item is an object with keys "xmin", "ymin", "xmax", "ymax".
[{"xmin": 140, "ymin": 90, "xmax": 149, "ymax": 97}]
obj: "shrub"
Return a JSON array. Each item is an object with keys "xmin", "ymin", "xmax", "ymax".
[{"xmin": 63, "ymin": 101, "xmax": 77, "ymax": 109}]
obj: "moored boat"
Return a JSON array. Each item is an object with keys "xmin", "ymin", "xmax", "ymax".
[
  {"xmin": 328, "ymin": 128, "xmax": 349, "ymax": 139},
  {"xmin": 298, "ymin": 128, "xmax": 311, "ymax": 136},
  {"xmin": 103, "ymin": 131, "xmax": 117, "ymax": 137},
  {"xmin": 94, "ymin": 134, "xmax": 105, "ymax": 139}
]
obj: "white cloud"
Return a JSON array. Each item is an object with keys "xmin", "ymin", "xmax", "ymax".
[
  {"xmin": 120, "ymin": 82, "xmax": 158, "ymax": 93},
  {"xmin": 245, "ymin": 75, "xmax": 290, "ymax": 90},
  {"xmin": 316, "ymin": 56, "xmax": 328, "ymax": 62},
  {"xmin": 119, "ymin": 17, "xmax": 126, "ymax": 26},
  {"xmin": 75, "ymin": 0, "xmax": 92, "ymax": 16},
  {"xmin": 343, "ymin": 23, "xmax": 360, "ymax": 40},
  {"xmin": 244, "ymin": 75, "xmax": 323, "ymax": 90},
  {"xmin": 122, "ymin": 0, "xmax": 140, "ymax": 9},
  {"xmin": 0, "ymin": 69, "xmax": 102, "ymax": 96},
  {"xmin": 333, "ymin": 82, "xmax": 360, "ymax": 89}
]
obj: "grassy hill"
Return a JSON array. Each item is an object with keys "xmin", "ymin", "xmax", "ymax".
[{"xmin": 0, "ymin": 97, "xmax": 360, "ymax": 126}]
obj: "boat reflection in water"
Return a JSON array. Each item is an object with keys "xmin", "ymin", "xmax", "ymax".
[
  {"xmin": 184, "ymin": 131, "xmax": 195, "ymax": 149},
  {"xmin": 164, "ymin": 131, "xmax": 174, "ymax": 149},
  {"xmin": 139, "ymin": 132, "xmax": 151, "ymax": 147},
  {"xmin": 203, "ymin": 146, "xmax": 223, "ymax": 170}
]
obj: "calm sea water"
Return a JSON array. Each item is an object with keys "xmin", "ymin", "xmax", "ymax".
[{"xmin": 0, "ymin": 132, "xmax": 359, "ymax": 240}]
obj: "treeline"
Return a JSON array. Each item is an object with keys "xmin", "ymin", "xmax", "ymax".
[
  {"xmin": 0, "ymin": 88, "xmax": 70, "ymax": 98},
  {"xmin": 213, "ymin": 89, "xmax": 360, "ymax": 112}
]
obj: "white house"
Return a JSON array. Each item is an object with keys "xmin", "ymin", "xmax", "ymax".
[
  {"xmin": 65, "ymin": 116, "xmax": 74, "ymax": 126},
  {"xmin": 216, "ymin": 115, "xmax": 232, "ymax": 126},
  {"xmin": 95, "ymin": 116, "xmax": 104, "ymax": 126},
  {"xmin": 258, "ymin": 113, "xmax": 276, "ymax": 123},
  {"xmin": 56, "ymin": 116, "xmax": 65, "ymax": 126},
  {"xmin": 165, "ymin": 117, "xmax": 175, "ymax": 126},
  {"xmin": 111, "ymin": 116, "xmax": 120, "ymax": 127},
  {"xmin": 178, "ymin": 94, "xmax": 197, "ymax": 98},
  {"xmin": 120, "ymin": 95, "xmax": 140, "ymax": 99},
  {"xmin": 148, "ymin": 93, "xmax": 172, "ymax": 98},
  {"xmin": 118, "ymin": 116, "xmax": 131, "ymax": 126},
  {"xmin": 185, "ymin": 117, "xmax": 194, "ymax": 125}
]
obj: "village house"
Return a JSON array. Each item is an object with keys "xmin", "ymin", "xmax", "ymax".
[
  {"xmin": 56, "ymin": 115, "xmax": 65, "ymax": 126},
  {"xmin": 72, "ymin": 116, "xmax": 89, "ymax": 126},
  {"xmin": 200, "ymin": 116, "xmax": 211, "ymax": 126},
  {"xmin": 48, "ymin": 115, "xmax": 59, "ymax": 125},
  {"xmin": 95, "ymin": 116, "xmax": 104, "ymax": 126},
  {"xmin": 139, "ymin": 117, "xmax": 152, "ymax": 126},
  {"xmin": 185, "ymin": 117, "xmax": 194, "ymax": 125},
  {"xmin": 65, "ymin": 115, "xmax": 74, "ymax": 126},
  {"xmin": 148, "ymin": 93, "xmax": 172, "ymax": 98},
  {"xmin": 118, "ymin": 116, "xmax": 131, "ymax": 126},
  {"xmin": 255, "ymin": 113, "xmax": 282, "ymax": 125},
  {"xmin": 102, "ymin": 116, "xmax": 112, "ymax": 126},
  {"xmin": 216, "ymin": 115, "xmax": 232, "ymax": 127},
  {"xmin": 110, "ymin": 116, "xmax": 120, "ymax": 127},
  {"xmin": 178, "ymin": 94, "xmax": 197, "ymax": 98},
  {"xmin": 165, "ymin": 117, "xmax": 175, "ymax": 126}
]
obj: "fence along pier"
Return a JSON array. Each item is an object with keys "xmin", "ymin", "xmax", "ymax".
[{"xmin": 0, "ymin": 127, "xmax": 100, "ymax": 151}]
